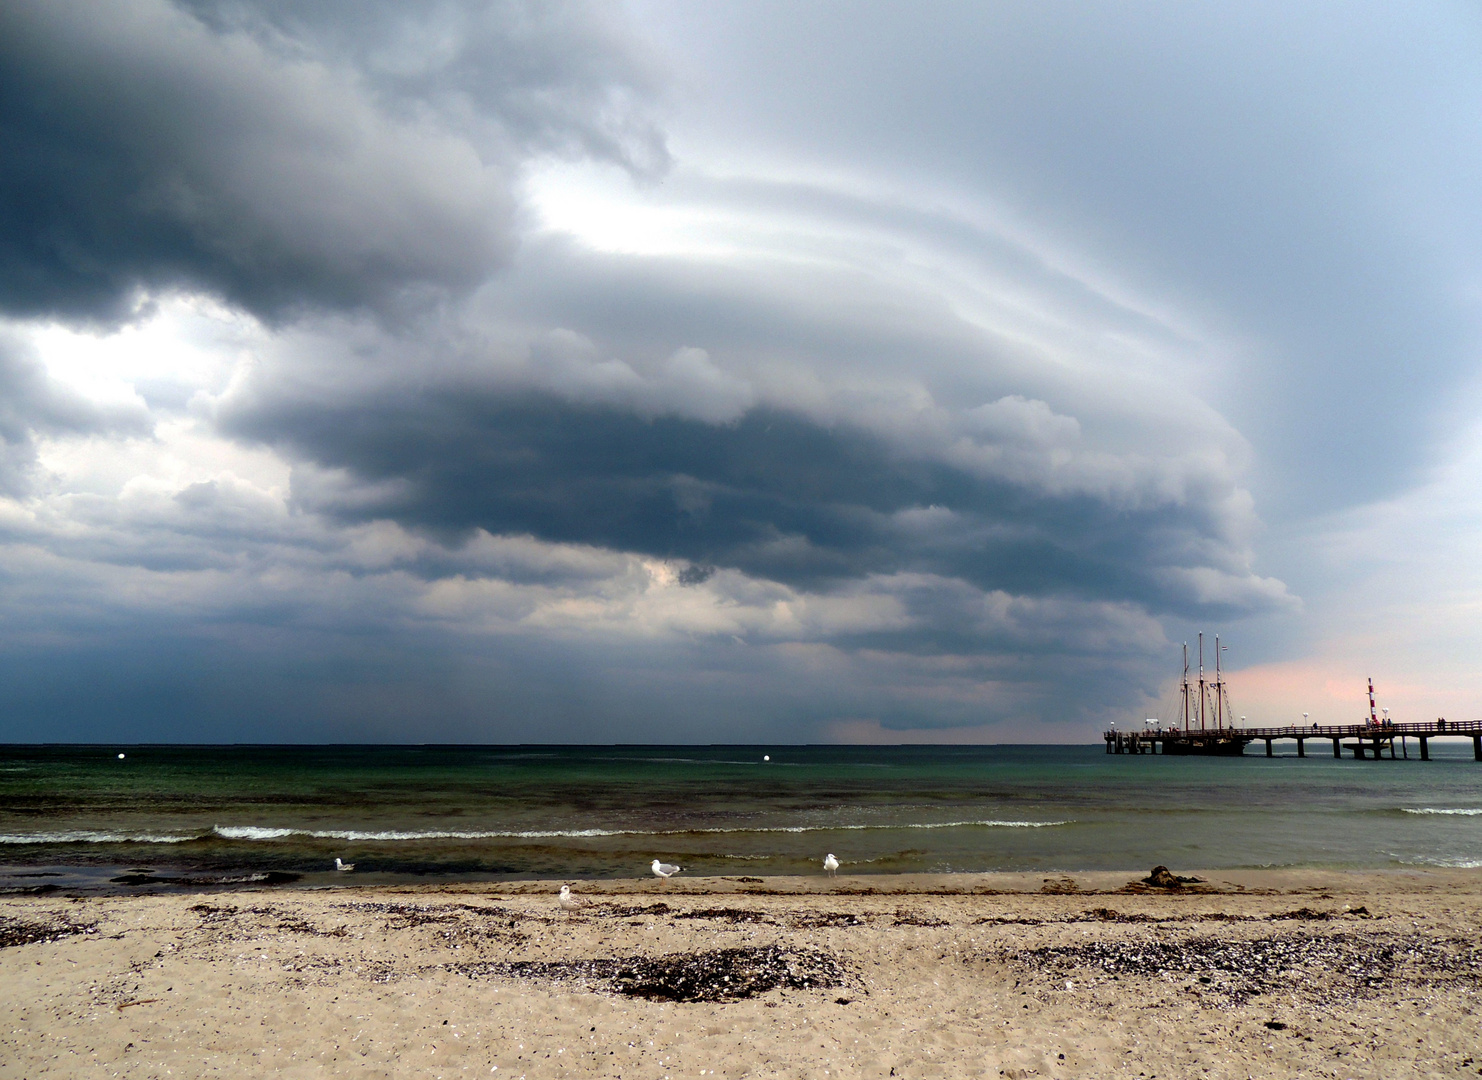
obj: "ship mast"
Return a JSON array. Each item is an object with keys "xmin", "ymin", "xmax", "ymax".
[
  {"xmin": 1214, "ymin": 636, "xmax": 1225, "ymax": 730},
  {"xmin": 1198, "ymin": 632, "xmax": 1206, "ymax": 732},
  {"xmin": 1181, "ymin": 642, "xmax": 1192, "ymax": 732}
]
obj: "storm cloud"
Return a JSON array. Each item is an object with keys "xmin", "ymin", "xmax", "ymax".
[
  {"xmin": 0, "ymin": 0, "xmax": 664, "ymax": 321},
  {"xmin": 227, "ymin": 388, "xmax": 1279, "ymax": 619},
  {"xmin": 1, "ymin": 1, "xmax": 1478, "ymax": 742}
]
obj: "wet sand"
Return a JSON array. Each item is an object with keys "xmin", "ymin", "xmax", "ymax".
[{"xmin": 2, "ymin": 868, "xmax": 1480, "ymax": 1078}]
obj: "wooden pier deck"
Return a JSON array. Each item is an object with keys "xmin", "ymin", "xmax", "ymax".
[{"xmin": 1104, "ymin": 719, "xmax": 1482, "ymax": 759}]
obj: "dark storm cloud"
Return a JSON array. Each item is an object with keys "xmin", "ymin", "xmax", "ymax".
[
  {"xmin": 27, "ymin": 1, "xmax": 1474, "ymax": 742},
  {"xmin": 0, "ymin": 0, "xmax": 665, "ymax": 322},
  {"xmin": 224, "ymin": 386, "xmax": 1276, "ymax": 620}
]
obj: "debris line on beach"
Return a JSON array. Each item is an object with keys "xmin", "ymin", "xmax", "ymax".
[
  {"xmin": 449, "ymin": 945, "xmax": 850, "ymax": 1002},
  {"xmin": 1004, "ymin": 931, "xmax": 1482, "ymax": 1003}
]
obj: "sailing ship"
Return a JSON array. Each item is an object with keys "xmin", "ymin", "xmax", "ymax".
[{"xmin": 1159, "ymin": 632, "xmax": 1250, "ymax": 755}]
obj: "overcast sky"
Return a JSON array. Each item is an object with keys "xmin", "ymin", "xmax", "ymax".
[{"xmin": 2, "ymin": 0, "xmax": 1480, "ymax": 743}]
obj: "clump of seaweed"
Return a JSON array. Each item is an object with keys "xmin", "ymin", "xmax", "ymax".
[
  {"xmin": 674, "ymin": 907, "xmax": 774, "ymax": 925},
  {"xmin": 450, "ymin": 945, "xmax": 850, "ymax": 1002},
  {"xmin": 789, "ymin": 911, "xmax": 869, "ymax": 929},
  {"xmin": 188, "ymin": 902, "xmax": 239, "ymax": 924},
  {"xmin": 973, "ymin": 915, "xmax": 1045, "ymax": 926},
  {"xmin": 1267, "ymin": 907, "xmax": 1332, "ymax": 921},
  {"xmin": 0, "ymin": 916, "xmax": 97, "ymax": 949},
  {"xmin": 189, "ymin": 903, "xmax": 347, "ymax": 937},
  {"xmin": 335, "ymin": 901, "xmax": 510, "ymax": 928},
  {"xmin": 592, "ymin": 902, "xmax": 672, "ymax": 918}
]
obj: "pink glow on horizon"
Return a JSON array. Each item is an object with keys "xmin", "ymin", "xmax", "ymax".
[{"xmin": 1218, "ymin": 660, "xmax": 1478, "ymax": 726}]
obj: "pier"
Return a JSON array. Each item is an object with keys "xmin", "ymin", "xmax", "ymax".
[{"xmin": 1104, "ymin": 718, "xmax": 1482, "ymax": 760}]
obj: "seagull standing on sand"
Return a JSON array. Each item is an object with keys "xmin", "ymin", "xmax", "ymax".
[
  {"xmin": 558, "ymin": 884, "xmax": 584, "ymax": 912},
  {"xmin": 823, "ymin": 853, "xmax": 839, "ymax": 878},
  {"xmin": 334, "ymin": 857, "xmax": 355, "ymax": 872},
  {"xmin": 651, "ymin": 859, "xmax": 682, "ymax": 879}
]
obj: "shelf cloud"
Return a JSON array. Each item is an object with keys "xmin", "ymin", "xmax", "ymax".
[{"xmin": 0, "ymin": 1, "xmax": 1477, "ymax": 741}]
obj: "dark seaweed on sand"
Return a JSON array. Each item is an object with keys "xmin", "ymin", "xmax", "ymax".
[
  {"xmin": 674, "ymin": 906, "xmax": 774, "ymax": 924},
  {"xmin": 592, "ymin": 902, "xmax": 672, "ymax": 918},
  {"xmin": 335, "ymin": 901, "xmax": 509, "ymax": 926},
  {"xmin": 449, "ymin": 945, "xmax": 850, "ymax": 1002},
  {"xmin": 189, "ymin": 903, "xmax": 350, "ymax": 937},
  {"xmin": 1004, "ymin": 932, "xmax": 1482, "ymax": 1003},
  {"xmin": 0, "ymin": 916, "xmax": 97, "ymax": 949},
  {"xmin": 788, "ymin": 910, "xmax": 869, "ymax": 928}
]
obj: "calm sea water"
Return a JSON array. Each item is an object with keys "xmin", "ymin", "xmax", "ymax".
[{"xmin": 2, "ymin": 744, "xmax": 1479, "ymax": 891}]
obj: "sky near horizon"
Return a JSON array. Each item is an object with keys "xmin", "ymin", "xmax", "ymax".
[{"xmin": 2, "ymin": 0, "xmax": 1481, "ymax": 743}]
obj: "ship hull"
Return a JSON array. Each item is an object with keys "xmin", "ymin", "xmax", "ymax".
[{"xmin": 1159, "ymin": 737, "xmax": 1251, "ymax": 756}]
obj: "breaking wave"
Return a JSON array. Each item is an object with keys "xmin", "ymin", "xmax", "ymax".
[
  {"xmin": 1402, "ymin": 808, "xmax": 1482, "ymax": 816},
  {"xmin": 0, "ymin": 819, "xmax": 1071, "ymax": 846},
  {"xmin": 211, "ymin": 819, "xmax": 1071, "ymax": 842}
]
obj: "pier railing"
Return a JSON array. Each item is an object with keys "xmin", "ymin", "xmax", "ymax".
[
  {"xmin": 1102, "ymin": 718, "xmax": 1482, "ymax": 760},
  {"xmin": 1211, "ymin": 719, "xmax": 1482, "ymax": 738}
]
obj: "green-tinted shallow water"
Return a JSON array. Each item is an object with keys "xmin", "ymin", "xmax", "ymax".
[{"xmin": 2, "ymin": 744, "xmax": 1479, "ymax": 890}]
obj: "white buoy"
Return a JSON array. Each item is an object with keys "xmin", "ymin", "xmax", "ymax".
[
  {"xmin": 763, "ymin": 755, "xmax": 770, "ymax": 762},
  {"xmin": 117, "ymin": 753, "xmax": 125, "ymax": 760}
]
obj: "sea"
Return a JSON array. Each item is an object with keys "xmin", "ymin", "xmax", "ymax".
[{"xmin": 2, "ymin": 743, "xmax": 1480, "ymax": 893}]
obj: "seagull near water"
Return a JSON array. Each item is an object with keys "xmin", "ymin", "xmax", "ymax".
[
  {"xmin": 823, "ymin": 853, "xmax": 839, "ymax": 878},
  {"xmin": 558, "ymin": 884, "xmax": 584, "ymax": 912},
  {"xmin": 651, "ymin": 859, "xmax": 682, "ymax": 879},
  {"xmin": 334, "ymin": 857, "xmax": 355, "ymax": 872}
]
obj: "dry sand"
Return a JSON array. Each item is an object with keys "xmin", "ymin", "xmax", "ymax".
[{"xmin": 2, "ymin": 868, "xmax": 1481, "ymax": 1078}]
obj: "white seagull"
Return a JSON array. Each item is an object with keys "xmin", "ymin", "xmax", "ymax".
[
  {"xmin": 334, "ymin": 857, "xmax": 355, "ymax": 872},
  {"xmin": 558, "ymin": 884, "xmax": 584, "ymax": 912},
  {"xmin": 823, "ymin": 853, "xmax": 839, "ymax": 878},
  {"xmin": 651, "ymin": 859, "xmax": 682, "ymax": 879}
]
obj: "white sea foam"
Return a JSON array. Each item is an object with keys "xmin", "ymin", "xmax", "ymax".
[
  {"xmin": 1391, "ymin": 854, "xmax": 1482, "ymax": 869},
  {"xmin": 1402, "ymin": 808, "xmax": 1482, "ymax": 816},
  {"xmin": 212, "ymin": 826, "xmax": 298, "ymax": 840},
  {"xmin": 0, "ymin": 819, "xmax": 1077, "ymax": 846},
  {"xmin": 0, "ymin": 830, "xmax": 195, "ymax": 844},
  {"xmin": 205, "ymin": 819, "xmax": 1071, "ymax": 842}
]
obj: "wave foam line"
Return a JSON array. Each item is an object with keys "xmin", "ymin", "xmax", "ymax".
[
  {"xmin": 0, "ymin": 831, "xmax": 195, "ymax": 845},
  {"xmin": 1402, "ymin": 808, "xmax": 1482, "ymax": 816},
  {"xmin": 211, "ymin": 819, "xmax": 1071, "ymax": 842}
]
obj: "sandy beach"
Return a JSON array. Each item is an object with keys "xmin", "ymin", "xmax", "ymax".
[{"xmin": 2, "ymin": 868, "xmax": 1480, "ymax": 1079}]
